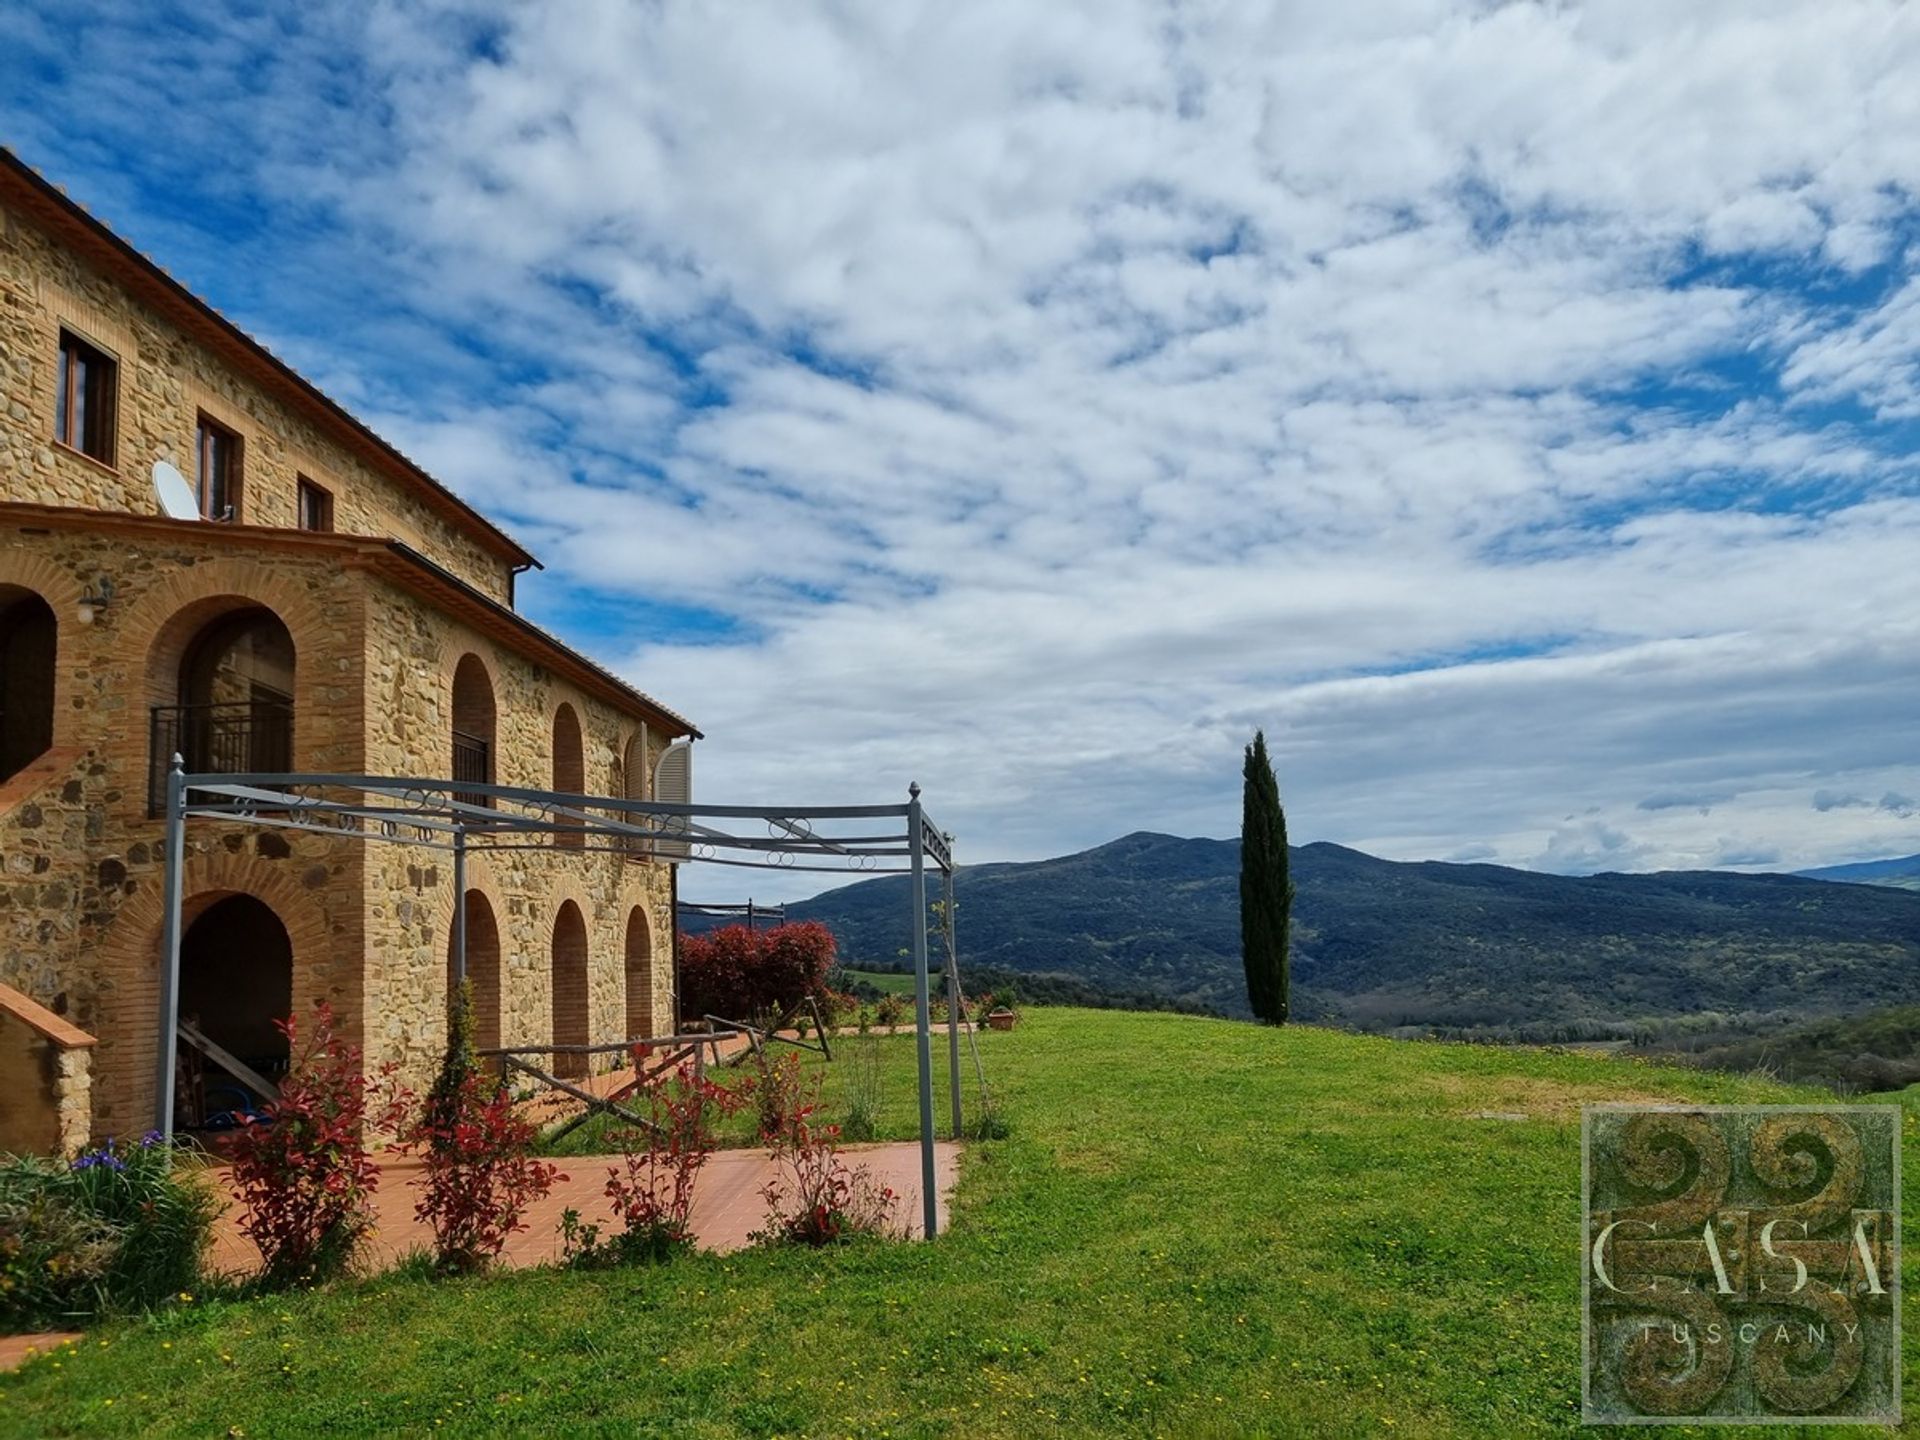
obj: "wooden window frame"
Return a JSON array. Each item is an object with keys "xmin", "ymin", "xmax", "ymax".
[
  {"xmin": 196, "ymin": 412, "xmax": 243, "ymax": 522},
  {"xmin": 54, "ymin": 329, "xmax": 119, "ymax": 467},
  {"xmin": 296, "ymin": 476, "xmax": 334, "ymax": 532}
]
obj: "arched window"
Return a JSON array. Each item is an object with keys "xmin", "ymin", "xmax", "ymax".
[
  {"xmin": 447, "ymin": 889, "xmax": 503, "ymax": 1052},
  {"xmin": 451, "ymin": 654, "xmax": 496, "ymax": 807},
  {"xmin": 176, "ymin": 607, "xmax": 294, "ymax": 774},
  {"xmin": 146, "ymin": 598, "xmax": 296, "ymax": 813},
  {"xmin": 551, "ymin": 900, "xmax": 590, "ymax": 1077},
  {"xmin": 624, "ymin": 906, "xmax": 653, "ymax": 1039},
  {"xmin": 552, "ymin": 702, "xmax": 584, "ymax": 848},
  {"xmin": 0, "ymin": 588, "xmax": 56, "ymax": 784}
]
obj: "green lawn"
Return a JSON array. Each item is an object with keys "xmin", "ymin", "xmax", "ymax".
[
  {"xmin": 4, "ymin": 1010, "xmax": 1914, "ymax": 1438},
  {"xmin": 842, "ymin": 967, "xmax": 918, "ymax": 996}
]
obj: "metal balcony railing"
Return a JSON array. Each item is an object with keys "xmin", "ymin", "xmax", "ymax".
[
  {"xmin": 452, "ymin": 728, "xmax": 492, "ymax": 809},
  {"xmin": 148, "ymin": 700, "xmax": 293, "ymax": 816}
]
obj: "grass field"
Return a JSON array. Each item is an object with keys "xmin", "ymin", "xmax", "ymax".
[
  {"xmin": 842, "ymin": 967, "xmax": 918, "ymax": 995},
  {"xmin": 3, "ymin": 1010, "xmax": 1913, "ymax": 1437}
]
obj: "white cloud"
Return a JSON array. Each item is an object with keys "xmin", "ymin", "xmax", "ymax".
[{"xmin": 11, "ymin": 1, "xmax": 1920, "ymax": 896}]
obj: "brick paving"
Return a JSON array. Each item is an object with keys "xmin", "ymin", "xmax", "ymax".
[
  {"xmin": 205, "ymin": 1139, "xmax": 960, "ymax": 1277},
  {"xmin": 0, "ymin": 1332, "xmax": 82, "ymax": 1373}
]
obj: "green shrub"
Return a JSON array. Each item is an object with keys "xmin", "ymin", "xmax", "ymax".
[
  {"xmin": 0, "ymin": 1135, "xmax": 218, "ymax": 1329},
  {"xmin": 840, "ymin": 1036, "xmax": 884, "ymax": 1142}
]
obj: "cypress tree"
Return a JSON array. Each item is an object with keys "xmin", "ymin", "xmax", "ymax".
[
  {"xmin": 1239, "ymin": 730, "xmax": 1293, "ymax": 1024},
  {"xmin": 426, "ymin": 978, "xmax": 478, "ymax": 1141}
]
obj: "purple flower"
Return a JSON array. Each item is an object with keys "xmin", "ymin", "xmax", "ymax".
[{"xmin": 139, "ymin": 1129, "xmax": 165, "ymax": 1148}]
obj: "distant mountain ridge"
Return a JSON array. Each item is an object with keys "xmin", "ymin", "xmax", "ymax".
[
  {"xmin": 1794, "ymin": 853, "xmax": 1920, "ymax": 892},
  {"xmin": 787, "ymin": 832, "xmax": 1920, "ymax": 1030}
]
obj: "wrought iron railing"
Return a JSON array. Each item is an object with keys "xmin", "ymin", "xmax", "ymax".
[
  {"xmin": 452, "ymin": 728, "xmax": 492, "ymax": 809},
  {"xmin": 148, "ymin": 700, "xmax": 293, "ymax": 816}
]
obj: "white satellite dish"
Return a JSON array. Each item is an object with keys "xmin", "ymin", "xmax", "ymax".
[{"xmin": 152, "ymin": 460, "xmax": 199, "ymax": 521}]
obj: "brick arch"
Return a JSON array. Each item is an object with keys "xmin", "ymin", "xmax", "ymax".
[
  {"xmin": 441, "ymin": 641, "xmax": 499, "ymax": 786},
  {"xmin": 550, "ymin": 898, "xmax": 590, "ymax": 1079},
  {"xmin": 0, "ymin": 551, "xmax": 84, "ymax": 752},
  {"xmin": 89, "ymin": 847, "xmax": 336, "ymax": 1140},
  {"xmin": 623, "ymin": 902, "xmax": 656, "ymax": 1039},
  {"xmin": 120, "ymin": 560, "xmax": 332, "ymax": 781},
  {"xmin": 551, "ymin": 701, "xmax": 585, "ymax": 848},
  {"xmin": 439, "ymin": 850, "xmax": 512, "ymax": 1052}
]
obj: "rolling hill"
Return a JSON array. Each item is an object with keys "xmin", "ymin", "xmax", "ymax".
[
  {"xmin": 1796, "ymin": 852, "xmax": 1920, "ymax": 892},
  {"xmin": 788, "ymin": 832, "xmax": 1920, "ymax": 1031}
]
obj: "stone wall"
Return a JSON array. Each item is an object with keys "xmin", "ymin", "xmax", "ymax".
[
  {"xmin": 0, "ymin": 178, "xmax": 691, "ymax": 1137},
  {"xmin": 359, "ymin": 578, "xmax": 677, "ymax": 1090},
  {"xmin": 0, "ymin": 519, "xmax": 370, "ymax": 1136},
  {"xmin": 0, "ymin": 193, "xmax": 517, "ymax": 602},
  {"xmin": 0, "ymin": 980, "xmax": 96, "ymax": 1157}
]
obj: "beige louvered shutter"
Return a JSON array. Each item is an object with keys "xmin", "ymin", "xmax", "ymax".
[{"xmin": 652, "ymin": 740, "xmax": 693, "ymax": 862}]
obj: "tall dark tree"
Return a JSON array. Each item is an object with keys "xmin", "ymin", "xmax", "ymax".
[{"xmin": 1239, "ymin": 730, "xmax": 1293, "ymax": 1024}]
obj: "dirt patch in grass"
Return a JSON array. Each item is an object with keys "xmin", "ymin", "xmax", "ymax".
[{"xmin": 1429, "ymin": 1072, "xmax": 1676, "ymax": 1122}]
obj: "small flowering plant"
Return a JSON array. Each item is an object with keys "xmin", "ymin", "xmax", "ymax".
[
  {"xmin": 230, "ymin": 1003, "xmax": 410, "ymax": 1289},
  {"xmin": 753, "ymin": 1060, "xmax": 900, "ymax": 1248},
  {"xmin": 2, "ymin": 1131, "xmax": 216, "ymax": 1327}
]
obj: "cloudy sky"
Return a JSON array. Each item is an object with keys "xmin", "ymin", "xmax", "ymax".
[{"xmin": 6, "ymin": 1, "xmax": 1918, "ymax": 897}]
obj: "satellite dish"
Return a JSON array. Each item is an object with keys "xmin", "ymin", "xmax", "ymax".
[{"xmin": 152, "ymin": 460, "xmax": 199, "ymax": 521}]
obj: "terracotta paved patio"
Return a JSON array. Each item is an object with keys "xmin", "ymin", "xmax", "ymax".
[{"xmin": 206, "ymin": 1139, "xmax": 960, "ymax": 1277}]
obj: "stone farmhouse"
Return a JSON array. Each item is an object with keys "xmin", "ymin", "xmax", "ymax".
[{"xmin": 0, "ymin": 148, "xmax": 698, "ymax": 1153}]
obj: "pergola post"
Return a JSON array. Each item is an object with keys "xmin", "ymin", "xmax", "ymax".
[
  {"xmin": 154, "ymin": 754, "xmax": 187, "ymax": 1142},
  {"xmin": 908, "ymin": 782, "xmax": 937, "ymax": 1239},
  {"xmin": 451, "ymin": 823, "xmax": 468, "ymax": 987},
  {"xmin": 943, "ymin": 845, "xmax": 962, "ymax": 1138}
]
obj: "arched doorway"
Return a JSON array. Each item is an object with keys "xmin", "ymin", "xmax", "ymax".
[
  {"xmin": 177, "ymin": 893, "xmax": 293, "ymax": 1127},
  {"xmin": 551, "ymin": 899, "xmax": 589, "ymax": 1078},
  {"xmin": 451, "ymin": 654, "xmax": 495, "ymax": 807},
  {"xmin": 624, "ymin": 906, "xmax": 653, "ymax": 1039},
  {"xmin": 447, "ymin": 889, "xmax": 503, "ymax": 1051},
  {"xmin": 0, "ymin": 589, "xmax": 56, "ymax": 783},
  {"xmin": 552, "ymin": 703, "xmax": 584, "ymax": 847},
  {"xmin": 174, "ymin": 607, "xmax": 295, "ymax": 776}
]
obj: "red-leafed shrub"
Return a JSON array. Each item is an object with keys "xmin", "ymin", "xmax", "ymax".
[
  {"xmin": 677, "ymin": 921, "xmax": 838, "ymax": 1023},
  {"xmin": 752, "ymin": 1053, "xmax": 900, "ymax": 1248},
  {"xmin": 402, "ymin": 984, "xmax": 562, "ymax": 1274},
  {"xmin": 567, "ymin": 1059, "xmax": 745, "ymax": 1267},
  {"xmin": 230, "ymin": 1003, "xmax": 409, "ymax": 1289},
  {"xmin": 403, "ymin": 1070, "xmax": 561, "ymax": 1273}
]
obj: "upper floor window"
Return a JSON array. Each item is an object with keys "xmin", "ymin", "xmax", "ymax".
[
  {"xmin": 197, "ymin": 414, "xmax": 241, "ymax": 521},
  {"xmin": 55, "ymin": 330, "xmax": 117, "ymax": 465},
  {"xmin": 296, "ymin": 477, "xmax": 334, "ymax": 532}
]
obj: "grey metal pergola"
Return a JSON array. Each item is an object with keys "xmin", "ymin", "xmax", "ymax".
[{"xmin": 153, "ymin": 757, "xmax": 963, "ymax": 1239}]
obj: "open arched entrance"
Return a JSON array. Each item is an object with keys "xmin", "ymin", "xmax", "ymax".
[
  {"xmin": 451, "ymin": 653, "xmax": 495, "ymax": 807},
  {"xmin": 176, "ymin": 893, "xmax": 293, "ymax": 1128},
  {"xmin": 624, "ymin": 906, "xmax": 653, "ymax": 1039},
  {"xmin": 447, "ymin": 889, "xmax": 503, "ymax": 1051},
  {"xmin": 0, "ymin": 588, "xmax": 56, "ymax": 783},
  {"xmin": 551, "ymin": 899, "xmax": 589, "ymax": 1077},
  {"xmin": 552, "ymin": 702, "xmax": 584, "ymax": 847}
]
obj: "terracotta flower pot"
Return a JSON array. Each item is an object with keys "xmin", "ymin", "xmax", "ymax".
[{"xmin": 986, "ymin": 1009, "xmax": 1017, "ymax": 1032}]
